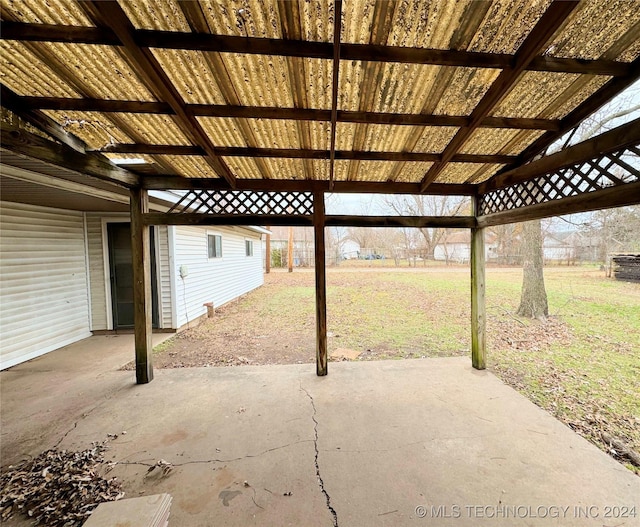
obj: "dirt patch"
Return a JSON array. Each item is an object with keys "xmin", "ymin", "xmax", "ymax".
[{"xmin": 124, "ymin": 270, "xmax": 571, "ymax": 369}]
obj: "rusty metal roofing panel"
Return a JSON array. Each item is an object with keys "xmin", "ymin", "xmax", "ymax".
[
  {"xmin": 110, "ymin": 113, "xmax": 191, "ymax": 145},
  {"xmin": 150, "ymin": 49, "xmax": 228, "ymax": 105},
  {"xmin": 310, "ymin": 160, "xmax": 330, "ymax": 181},
  {"xmin": 219, "ymin": 54, "xmax": 296, "ymax": 107},
  {"xmin": 0, "ymin": 0, "xmax": 94, "ymax": 26},
  {"xmin": 0, "ymin": 41, "xmax": 80, "ymax": 98},
  {"xmin": 334, "ymin": 124, "xmax": 456, "ymax": 153},
  {"xmin": 158, "ymin": 155, "xmax": 219, "ymax": 178},
  {"xmin": 546, "ymin": 0, "xmax": 640, "ymax": 61},
  {"xmin": 413, "ymin": 127, "xmax": 459, "ymax": 153},
  {"xmin": 394, "ymin": 162, "xmax": 434, "ymax": 183},
  {"xmin": 37, "ymin": 43, "xmax": 157, "ymax": 101},
  {"xmin": 461, "ymin": 128, "xmax": 545, "ymax": 155},
  {"xmin": 198, "ymin": 117, "xmax": 249, "ymax": 147},
  {"xmin": 434, "ymin": 163, "xmax": 504, "ymax": 184},
  {"xmin": 200, "ymin": 118, "xmax": 305, "ymax": 149},
  {"xmin": 333, "ymin": 160, "xmax": 397, "ymax": 182},
  {"xmin": 338, "ymin": 62, "xmax": 442, "ymax": 113},
  {"xmin": 342, "ymin": 1, "xmax": 472, "ymax": 48},
  {"xmin": 222, "ymin": 156, "xmax": 263, "ymax": 179},
  {"xmin": 117, "ymin": 0, "xmax": 191, "ymax": 31},
  {"xmin": 468, "ymin": 0, "xmax": 553, "ymax": 54},
  {"xmin": 433, "ymin": 67, "xmax": 501, "ymax": 116},
  {"xmin": 492, "ymin": 72, "xmax": 611, "ymax": 119},
  {"xmin": 200, "ymin": 0, "xmax": 333, "ymax": 41},
  {"xmin": 41, "ymin": 111, "xmax": 132, "ymax": 147},
  {"xmin": 259, "ymin": 158, "xmax": 306, "ymax": 180}
]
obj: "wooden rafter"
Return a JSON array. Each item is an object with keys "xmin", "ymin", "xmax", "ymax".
[
  {"xmin": 140, "ymin": 176, "xmax": 476, "ymax": 196},
  {"xmin": 1, "ymin": 21, "xmax": 632, "ymax": 77},
  {"xmin": 14, "ymin": 96, "xmax": 561, "ymax": 131},
  {"xmin": 79, "ymin": 1, "xmax": 237, "ymax": 188},
  {"xmin": 1, "ymin": 85, "xmax": 86, "ymax": 153},
  {"xmin": 96, "ymin": 143, "xmax": 517, "ymax": 164},
  {"xmin": 419, "ymin": 1, "xmax": 581, "ymax": 192},
  {"xmin": 1, "ymin": 124, "xmax": 139, "ymax": 188},
  {"xmin": 328, "ymin": 0, "xmax": 342, "ymax": 188}
]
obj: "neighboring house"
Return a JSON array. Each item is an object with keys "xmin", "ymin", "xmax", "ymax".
[
  {"xmin": 434, "ymin": 231, "xmax": 498, "ymax": 262},
  {"xmin": 543, "ymin": 231, "xmax": 575, "ymax": 262},
  {"xmin": 0, "ymin": 163, "xmax": 267, "ymax": 370}
]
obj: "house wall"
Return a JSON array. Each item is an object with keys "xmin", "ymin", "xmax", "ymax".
[
  {"xmin": 0, "ymin": 201, "xmax": 91, "ymax": 369},
  {"xmin": 544, "ymin": 246, "xmax": 574, "ymax": 262},
  {"xmin": 173, "ymin": 225, "xmax": 264, "ymax": 328},
  {"xmin": 434, "ymin": 241, "xmax": 498, "ymax": 262},
  {"xmin": 85, "ymin": 214, "xmax": 172, "ymax": 330}
]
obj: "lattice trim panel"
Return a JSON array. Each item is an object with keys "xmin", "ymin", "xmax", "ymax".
[
  {"xmin": 167, "ymin": 190, "xmax": 314, "ymax": 215},
  {"xmin": 479, "ymin": 146, "xmax": 640, "ymax": 215}
]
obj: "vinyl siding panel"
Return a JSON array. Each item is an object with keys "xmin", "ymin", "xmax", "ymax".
[
  {"xmin": 173, "ymin": 226, "xmax": 264, "ymax": 327},
  {"xmin": 0, "ymin": 201, "xmax": 91, "ymax": 369},
  {"xmin": 156, "ymin": 225, "xmax": 172, "ymax": 329},
  {"xmin": 85, "ymin": 214, "xmax": 108, "ymax": 330}
]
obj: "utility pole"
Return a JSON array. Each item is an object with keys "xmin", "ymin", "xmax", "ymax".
[{"xmin": 288, "ymin": 226, "xmax": 294, "ymax": 273}]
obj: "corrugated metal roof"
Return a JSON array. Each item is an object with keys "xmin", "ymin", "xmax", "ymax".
[{"xmin": 0, "ymin": 0, "xmax": 638, "ymax": 187}]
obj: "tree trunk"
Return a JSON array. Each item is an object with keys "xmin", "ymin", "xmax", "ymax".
[{"xmin": 517, "ymin": 219, "xmax": 549, "ymax": 319}]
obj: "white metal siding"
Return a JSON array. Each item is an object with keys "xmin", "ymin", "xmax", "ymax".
[
  {"xmin": 85, "ymin": 214, "xmax": 108, "ymax": 330},
  {"xmin": 0, "ymin": 201, "xmax": 91, "ymax": 369},
  {"xmin": 173, "ymin": 226, "xmax": 264, "ymax": 327},
  {"xmin": 156, "ymin": 225, "xmax": 172, "ymax": 328}
]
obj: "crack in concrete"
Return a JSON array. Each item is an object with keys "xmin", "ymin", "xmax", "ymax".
[
  {"xmin": 113, "ymin": 440, "xmax": 314, "ymax": 469},
  {"xmin": 300, "ymin": 384, "xmax": 339, "ymax": 527}
]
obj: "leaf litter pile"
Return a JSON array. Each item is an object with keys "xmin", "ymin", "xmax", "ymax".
[{"xmin": 0, "ymin": 439, "xmax": 124, "ymax": 526}]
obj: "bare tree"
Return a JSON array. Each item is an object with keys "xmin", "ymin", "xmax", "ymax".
[{"xmin": 383, "ymin": 195, "xmax": 469, "ymax": 259}]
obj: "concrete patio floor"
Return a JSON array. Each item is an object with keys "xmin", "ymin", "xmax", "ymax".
[{"xmin": 1, "ymin": 337, "xmax": 639, "ymax": 526}]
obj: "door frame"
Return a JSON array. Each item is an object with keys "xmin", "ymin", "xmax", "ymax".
[{"xmin": 101, "ymin": 218, "xmax": 163, "ymax": 330}]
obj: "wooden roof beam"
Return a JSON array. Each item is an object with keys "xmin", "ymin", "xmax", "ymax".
[
  {"xmin": 15, "ymin": 97, "xmax": 561, "ymax": 131},
  {"xmin": 1, "ymin": 84, "xmax": 87, "ymax": 153},
  {"xmin": 1, "ymin": 124, "xmax": 139, "ymax": 188},
  {"xmin": 328, "ymin": 0, "xmax": 342, "ymax": 188},
  {"xmin": 141, "ymin": 176, "xmax": 476, "ymax": 196},
  {"xmin": 79, "ymin": 1, "xmax": 237, "ymax": 188},
  {"xmin": 96, "ymin": 143, "xmax": 517, "ymax": 164},
  {"xmin": 479, "ymin": 117, "xmax": 640, "ymax": 193},
  {"xmin": 419, "ymin": 1, "xmax": 581, "ymax": 192},
  {"xmin": 0, "ymin": 21, "xmax": 631, "ymax": 77}
]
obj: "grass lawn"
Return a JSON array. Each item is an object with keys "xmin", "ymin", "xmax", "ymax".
[{"xmin": 152, "ymin": 265, "xmax": 640, "ymax": 472}]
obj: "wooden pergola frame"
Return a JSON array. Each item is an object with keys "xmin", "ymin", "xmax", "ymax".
[{"xmin": 1, "ymin": 0, "xmax": 639, "ymax": 383}]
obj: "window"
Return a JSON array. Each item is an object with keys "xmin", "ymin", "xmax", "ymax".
[
  {"xmin": 245, "ymin": 240, "xmax": 254, "ymax": 257},
  {"xmin": 208, "ymin": 234, "xmax": 222, "ymax": 258}
]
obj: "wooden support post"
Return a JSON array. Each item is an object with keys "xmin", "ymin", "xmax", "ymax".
[
  {"xmin": 130, "ymin": 188, "xmax": 153, "ymax": 384},
  {"xmin": 313, "ymin": 191, "xmax": 328, "ymax": 376},
  {"xmin": 470, "ymin": 196, "xmax": 486, "ymax": 370},
  {"xmin": 265, "ymin": 226, "xmax": 271, "ymax": 274},
  {"xmin": 287, "ymin": 226, "xmax": 294, "ymax": 272}
]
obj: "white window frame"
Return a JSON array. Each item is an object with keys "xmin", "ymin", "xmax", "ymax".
[
  {"xmin": 207, "ymin": 232, "xmax": 223, "ymax": 259},
  {"xmin": 245, "ymin": 239, "xmax": 254, "ymax": 257}
]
